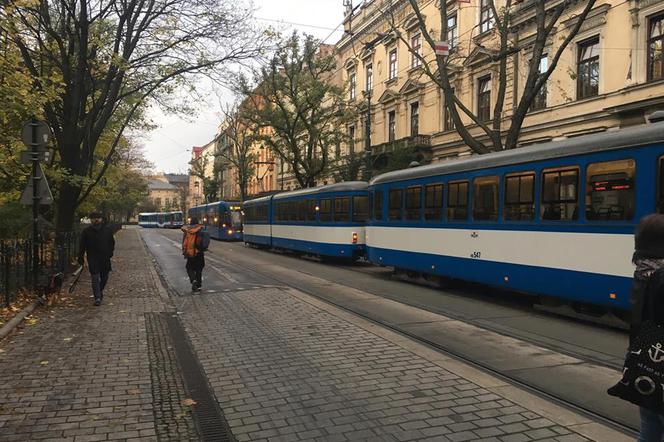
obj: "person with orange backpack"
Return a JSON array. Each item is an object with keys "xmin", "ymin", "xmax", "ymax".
[{"xmin": 181, "ymin": 217, "xmax": 210, "ymax": 292}]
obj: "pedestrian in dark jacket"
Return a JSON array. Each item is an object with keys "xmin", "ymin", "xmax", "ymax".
[
  {"xmin": 181, "ymin": 217, "xmax": 205, "ymax": 292},
  {"xmin": 78, "ymin": 211, "xmax": 115, "ymax": 306},
  {"xmin": 631, "ymin": 214, "xmax": 664, "ymax": 441}
]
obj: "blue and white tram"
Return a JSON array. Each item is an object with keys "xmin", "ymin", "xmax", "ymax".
[
  {"xmin": 138, "ymin": 211, "xmax": 184, "ymax": 228},
  {"xmin": 366, "ymin": 118, "xmax": 664, "ymax": 312},
  {"xmin": 243, "ymin": 182, "xmax": 369, "ymax": 259},
  {"xmin": 187, "ymin": 201, "xmax": 243, "ymax": 241}
]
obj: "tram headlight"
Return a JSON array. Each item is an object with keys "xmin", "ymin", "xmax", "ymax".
[
  {"xmin": 214, "ymin": 217, "xmax": 218, "ymax": 223},
  {"xmin": 228, "ymin": 229, "xmax": 233, "ymax": 235}
]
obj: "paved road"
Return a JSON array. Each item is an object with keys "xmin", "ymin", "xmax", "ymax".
[{"xmin": 142, "ymin": 228, "xmax": 636, "ymax": 434}]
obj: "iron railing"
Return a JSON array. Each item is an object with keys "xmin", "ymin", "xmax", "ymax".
[{"xmin": 0, "ymin": 231, "xmax": 79, "ymax": 307}]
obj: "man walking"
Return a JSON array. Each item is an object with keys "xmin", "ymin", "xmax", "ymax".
[
  {"xmin": 182, "ymin": 217, "xmax": 209, "ymax": 292},
  {"xmin": 78, "ymin": 211, "xmax": 115, "ymax": 306}
]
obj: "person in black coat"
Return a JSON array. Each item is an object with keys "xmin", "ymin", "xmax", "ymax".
[
  {"xmin": 631, "ymin": 214, "xmax": 664, "ymax": 441},
  {"xmin": 78, "ymin": 211, "xmax": 115, "ymax": 306}
]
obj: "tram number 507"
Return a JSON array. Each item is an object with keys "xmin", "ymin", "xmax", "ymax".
[{"xmin": 470, "ymin": 251, "xmax": 482, "ymax": 259}]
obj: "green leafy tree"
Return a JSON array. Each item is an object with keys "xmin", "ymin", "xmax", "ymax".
[
  {"xmin": 2, "ymin": 0, "xmax": 265, "ymax": 230},
  {"xmin": 217, "ymin": 103, "xmax": 256, "ymax": 201},
  {"xmin": 189, "ymin": 155, "xmax": 219, "ymax": 203},
  {"xmin": 240, "ymin": 33, "xmax": 355, "ymax": 188}
]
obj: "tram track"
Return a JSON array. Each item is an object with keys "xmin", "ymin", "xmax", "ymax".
[
  {"xmin": 204, "ymin": 251, "xmax": 636, "ymax": 436},
  {"xmin": 149, "ymin": 230, "xmax": 637, "ymax": 437}
]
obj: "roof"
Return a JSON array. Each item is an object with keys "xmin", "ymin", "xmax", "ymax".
[
  {"xmin": 148, "ymin": 180, "xmax": 178, "ymax": 190},
  {"xmin": 370, "ymin": 120, "xmax": 664, "ymax": 185},
  {"xmin": 272, "ymin": 181, "xmax": 369, "ymax": 200},
  {"xmin": 164, "ymin": 173, "xmax": 188, "ymax": 184}
]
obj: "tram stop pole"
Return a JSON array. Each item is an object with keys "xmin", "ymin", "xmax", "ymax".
[{"xmin": 31, "ymin": 118, "xmax": 41, "ymax": 289}]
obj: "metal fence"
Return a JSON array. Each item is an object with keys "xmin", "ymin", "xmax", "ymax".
[{"xmin": 0, "ymin": 232, "xmax": 79, "ymax": 307}]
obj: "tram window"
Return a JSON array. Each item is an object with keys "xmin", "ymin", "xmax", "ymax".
[
  {"xmin": 388, "ymin": 189, "xmax": 403, "ymax": 221},
  {"xmin": 659, "ymin": 157, "xmax": 664, "ymax": 213},
  {"xmin": 373, "ymin": 190, "xmax": 383, "ymax": 220},
  {"xmin": 424, "ymin": 183, "xmax": 443, "ymax": 221},
  {"xmin": 297, "ymin": 200, "xmax": 307, "ymax": 221},
  {"xmin": 541, "ymin": 167, "xmax": 579, "ymax": 221},
  {"xmin": 504, "ymin": 173, "xmax": 534, "ymax": 221},
  {"xmin": 320, "ymin": 198, "xmax": 332, "ymax": 222},
  {"xmin": 334, "ymin": 197, "xmax": 350, "ymax": 222},
  {"xmin": 306, "ymin": 199, "xmax": 317, "ymax": 221},
  {"xmin": 447, "ymin": 181, "xmax": 468, "ymax": 221},
  {"xmin": 586, "ymin": 159, "xmax": 635, "ymax": 221},
  {"xmin": 353, "ymin": 196, "xmax": 369, "ymax": 222},
  {"xmin": 473, "ymin": 176, "xmax": 499, "ymax": 221},
  {"xmin": 405, "ymin": 186, "xmax": 422, "ymax": 220}
]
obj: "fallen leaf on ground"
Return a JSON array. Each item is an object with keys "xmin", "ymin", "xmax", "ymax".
[
  {"xmin": 63, "ymin": 338, "xmax": 72, "ymax": 342},
  {"xmin": 39, "ymin": 360, "xmax": 48, "ymax": 366},
  {"xmin": 181, "ymin": 399, "xmax": 196, "ymax": 406},
  {"xmin": 0, "ymin": 349, "xmax": 5, "ymax": 353}
]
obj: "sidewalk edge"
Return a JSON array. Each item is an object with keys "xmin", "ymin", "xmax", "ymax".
[{"xmin": 0, "ymin": 300, "xmax": 38, "ymax": 341}]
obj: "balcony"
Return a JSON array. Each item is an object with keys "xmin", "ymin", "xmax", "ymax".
[{"xmin": 369, "ymin": 134, "xmax": 433, "ymax": 174}]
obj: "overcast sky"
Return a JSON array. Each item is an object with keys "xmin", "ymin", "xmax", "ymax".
[{"xmin": 141, "ymin": 0, "xmax": 346, "ymax": 174}]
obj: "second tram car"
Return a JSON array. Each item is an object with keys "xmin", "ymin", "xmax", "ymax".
[
  {"xmin": 187, "ymin": 201, "xmax": 243, "ymax": 241},
  {"xmin": 243, "ymin": 182, "xmax": 369, "ymax": 259},
  {"xmin": 138, "ymin": 211, "xmax": 184, "ymax": 228},
  {"xmin": 365, "ymin": 117, "xmax": 664, "ymax": 312}
]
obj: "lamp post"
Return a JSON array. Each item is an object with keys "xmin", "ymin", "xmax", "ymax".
[{"xmin": 362, "ymin": 90, "xmax": 373, "ymax": 181}]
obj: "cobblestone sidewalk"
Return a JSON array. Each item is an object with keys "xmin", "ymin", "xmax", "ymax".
[{"xmin": 0, "ymin": 229, "xmax": 197, "ymax": 442}]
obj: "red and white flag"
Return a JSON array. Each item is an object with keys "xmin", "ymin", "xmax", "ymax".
[{"xmin": 434, "ymin": 41, "xmax": 450, "ymax": 56}]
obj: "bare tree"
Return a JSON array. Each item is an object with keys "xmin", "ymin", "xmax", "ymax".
[
  {"xmin": 2, "ymin": 0, "xmax": 266, "ymax": 229},
  {"xmin": 217, "ymin": 103, "xmax": 256, "ymax": 201},
  {"xmin": 379, "ymin": 0, "xmax": 597, "ymax": 153}
]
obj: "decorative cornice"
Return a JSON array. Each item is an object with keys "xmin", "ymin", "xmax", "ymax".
[
  {"xmin": 377, "ymin": 88, "xmax": 400, "ymax": 104},
  {"xmin": 562, "ymin": 3, "xmax": 611, "ymax": 33}
]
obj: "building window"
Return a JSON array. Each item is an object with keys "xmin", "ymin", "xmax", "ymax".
[
  {"xmin": 410, "ymin": 102, "xmax": 419, "ymax": 137},
  {"xmin": 649, "ymin": 14, "xmax": 664, "ymax": 81},
  {"xmin": 586, "ymin": 159, "xmax": 635, "ymax": 221},
  {"xmin": 479, "ymin": 0, "xmax": 494, "ymax": 33},
  {"xmin": 348, "ymin": 125, "xmax": 355, "ymax": 154},
  {"xmin": 388, "ymin": 49, "xmax": 397, "ymax": 80},
  {"xmin": 366, "ymin": 63, "xmax": 373, "ymax": 92},
  {"xmin": 388, "ymin": 111, "xmax": 396, "ymax": 142},
  {"xmin": 155, "ymin": 198, "xmax": 161, "ymax": 207},
  {"xmin": 577, "ymin": 36, "xmax": 599, "ymax": 99},
  {"xmin": 477, "ymin": 76, "xmax": 491, "ymax": 122},
  {"xmin": 444, "ymin": 88, "xmax": 455, "ymax": 131},
  {"xmin": 448, "ymin": 13, "xmax": 458, "ymax": 49},
  {"xmin": 531, "ymin": 55, "xmax": 548, "ymax": 111},
  {"xmin": 411, "ymin": 34, "xmax": 421, "ymax": 68},
  {"xmin": 349, "ymin": 71, "xmax": 356, "ymax": 100}
]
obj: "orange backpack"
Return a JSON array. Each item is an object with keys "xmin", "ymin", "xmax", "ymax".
[{"xmin": 182, "ymin": 225, "xmax": 203, "ymax": 258}]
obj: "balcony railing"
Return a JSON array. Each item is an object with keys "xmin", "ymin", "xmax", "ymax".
[{"xmin": 370, "ymin": 134, "xmax": 432, "ymax": 155}]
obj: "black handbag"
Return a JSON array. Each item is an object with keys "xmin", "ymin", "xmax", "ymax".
[
  {"xmin": 608, "ymin": 270, "xmax": 664, "ymax": 413},
  {"xmin": 608, "ymin": 321, "xmax": 664, "ymax": 413}
]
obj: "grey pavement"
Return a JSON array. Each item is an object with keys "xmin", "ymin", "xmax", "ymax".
[{"xmin": 0, "ymin": 229, "xmax": 633, "ymax": 441}]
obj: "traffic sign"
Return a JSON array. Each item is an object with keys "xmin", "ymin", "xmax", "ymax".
[
  {"xmin": 19, "ymin": 163, "xmax": 53, "ymax": 205},
  {"xmin": 19, "ymin": 150, "xmax": 53, "ymax": 165},
  {"xmin": 21, "ymin": 120, "xmax": 51, "ymax": 150}
]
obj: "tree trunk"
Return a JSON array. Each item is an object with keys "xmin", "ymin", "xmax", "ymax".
[{"xmin": 56, "ymin": 181, "xmax": 81, "ymax": 231}]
